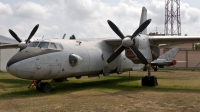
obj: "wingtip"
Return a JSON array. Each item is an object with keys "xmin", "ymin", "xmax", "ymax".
[
  {"xmin": 36, "ymin": 24, "xmax": 39, "ymax": 27},
  {"xmin": 107, "ymin": 20, "xmax": 110, "ymax": 23}
]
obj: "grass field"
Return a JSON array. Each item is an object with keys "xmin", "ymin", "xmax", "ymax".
[{"xmin": 1, "ymin": 70, "xmax": 200, "ymax": 111}]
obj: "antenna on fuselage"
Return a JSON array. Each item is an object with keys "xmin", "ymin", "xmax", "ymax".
[
  {"xmin": 69, "ymin": 34, "xmax": 76, "ymax": 39},
  {"xmin": 62, "ymin": 33, "xmax": 66, "ymax": 39}
]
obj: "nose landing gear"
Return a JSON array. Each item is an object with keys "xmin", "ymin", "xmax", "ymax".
[{"xmin": 28, "ymin": 80, "xmax": 52, "ymax": 93}]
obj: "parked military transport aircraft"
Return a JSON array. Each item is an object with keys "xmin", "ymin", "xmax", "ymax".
[{"xmin": 1, "ymin": 7, "xmax": 200, "ymax": 92}]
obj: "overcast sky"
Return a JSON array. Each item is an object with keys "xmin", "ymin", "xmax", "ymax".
[{"xmin": 0, "ymin": 0, "xmax": 200, "ymax": 41}]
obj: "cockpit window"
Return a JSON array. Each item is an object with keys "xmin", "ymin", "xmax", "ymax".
[
  {"xmin": 49, "ymin": 43, "xmax": 57, "ymax": 49},
  {"xmin": 38, "ymin": 42, "xmax": 49, "ymax": 48},
  {"xmin": 56, "ymin": 43, "xmax": 64, "ymax": 50},
  {"xmin": 28, "ymin": 42, "xmax": 39, "ymax": 47}
]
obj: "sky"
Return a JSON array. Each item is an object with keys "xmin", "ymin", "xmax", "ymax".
[{"xmin": 0, "ymin": 0, "xmax": 200, "ymax": 41}]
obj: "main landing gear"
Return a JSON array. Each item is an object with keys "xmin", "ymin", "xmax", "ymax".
[
  {"xmin": 28, "ymin": 80, "xmax": 52, "ymax": 93},
  {"xmin": 141, "ymin": 64, "xmax": 158, "ymax": 87}
]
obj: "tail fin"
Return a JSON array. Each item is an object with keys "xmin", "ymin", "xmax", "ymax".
[
  {"xmin": 158, "ymin": 48, "xmax": 179, "ymax": 60},
  {"xmin": 139, "ymin": 7, "xmax": 147, "ymax": 34}
]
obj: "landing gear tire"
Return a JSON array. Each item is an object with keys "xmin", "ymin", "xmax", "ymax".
[
  {"xmin": 36, "ymin": 86, "xmax": 41, "ymax": 91},
  {"xmin": 149, "ymin": 76, "xmax": 158, "ymax": 86},
  {"xmin": 41, "ymin": 83, "xmax": 51, "ymax": 93},
  {"xmin": 36, "ymin": 82, "xmax": 51, "ymax": 93},
  {"xmin": 142, "ymin": 76, "xmax": 148, "ymax": 86},
  {"xmin": 141, "ymin": 76, "xmax": 158, "ymax": 87}
]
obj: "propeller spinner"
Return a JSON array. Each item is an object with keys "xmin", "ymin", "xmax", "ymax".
[{"xmin": 106, "ymin": 19, "xmax": 151, "ymax": 65}]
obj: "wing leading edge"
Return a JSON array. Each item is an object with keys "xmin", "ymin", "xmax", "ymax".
[{"xmin": 149, "ymin": 36, "xmax": 200, "ymax": 47}]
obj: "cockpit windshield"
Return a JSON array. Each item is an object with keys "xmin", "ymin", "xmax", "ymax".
[
  {"xmin": 28, "ymin": 42, "xmax": 39, "ymax": 47},
  {"xmin": 38, "ymin": 42, "xmax": 49, "ymax": 48},
  {"xmin": 28, "ymin": 41, "xmax": 64, "ymax": 50}
]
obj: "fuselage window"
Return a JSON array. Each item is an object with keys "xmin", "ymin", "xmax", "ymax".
[
  {"xmin": 49, "ymin": 43, "xmax": 57, "ymax": 49},
  {"xmin": 56, "ymin": 43, "xmax": 64, "ymax": 50},
  {"xmin": 28, "ymin": 42, "xmax": 39, "ymax": 47},
  {"xmin": 69, "ymin": 54, "xmax": 78, "ymax": 67},
  {"xmin": 38, "ymin": 42, "xmax": 49, "ymax": 48}
]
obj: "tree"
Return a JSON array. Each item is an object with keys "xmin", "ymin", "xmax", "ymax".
[{"xmin": 195, "ymin": 43, "xmax": 200, "ymax": 50}]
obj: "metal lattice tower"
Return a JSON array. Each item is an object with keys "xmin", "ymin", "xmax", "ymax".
[{"xmin": 165, "ymin": 0, "xmax": 181, "ymax": 36}]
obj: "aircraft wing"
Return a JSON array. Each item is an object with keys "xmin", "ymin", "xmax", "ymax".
[
  {"xmin": 0, "ymin": 44, "xmax": 21, "ymax": 49},
  {"xmin": 149, "ymin": 36, "xmax": 200, "ymax": 47},
  {"xmin": 105, "ymin": 36, "xmax": 200, "ymax": 47},
  {"xmin": 104, "ymin": 39, "xmax": 121, "ymax": 46}
]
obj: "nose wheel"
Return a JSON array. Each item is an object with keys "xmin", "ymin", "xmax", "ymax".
[
  {"xmin": 36, "ymin": 82, "xmax": 51, "ymax": 93},
  {"xmin": 29, "ymin": 80, "xmax": 52, "ymax": 93}
]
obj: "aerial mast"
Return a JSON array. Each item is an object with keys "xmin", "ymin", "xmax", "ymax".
[{"xmin": 165, "ymin": 0, "xmax": 181, "ymax": 36}]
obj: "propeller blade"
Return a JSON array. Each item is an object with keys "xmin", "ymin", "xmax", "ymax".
[
  {"xmin": 131, "ymin": 19, "xmax": 151, "ymax": 39},
  {"xmin": 106, "ymin": 45, "xmax": 125, "ymax": 64},
  {"xmin": 26, "ymin": 24, "xmax": 39, "ymax": 44},
  {"xmin": 8, "ymin": 29, "xmax": 22, "ymax": 43},
  {"xmin": 129, "ymin": 45, "xmax": 148, "ymax": 65},
  {"xmin": 107, "ymin": 20, "xmax": 125, "ymax": 39}
]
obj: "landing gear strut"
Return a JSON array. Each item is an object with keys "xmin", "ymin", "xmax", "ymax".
[{"xmin": 141, "ymin": 64, "xmax": 158, "ymax": 87}]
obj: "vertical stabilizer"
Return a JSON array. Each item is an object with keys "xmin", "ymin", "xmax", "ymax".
[{"xmin": 139, "ymin": 7, "xmax": 147, "ymax": 34}]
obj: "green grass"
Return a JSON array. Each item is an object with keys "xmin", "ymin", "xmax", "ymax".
[
  {"xmin": 1, "ymin": 70, "xmax": 200, "ymax": 98},
  {"xmin": 1, "ymin": 70, "xmax": 200, "ymax": 111}
]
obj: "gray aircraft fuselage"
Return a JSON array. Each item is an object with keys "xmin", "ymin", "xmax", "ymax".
[{"xmin": 7, "ymin": 38, "xmax": 134, "ymax": 80}]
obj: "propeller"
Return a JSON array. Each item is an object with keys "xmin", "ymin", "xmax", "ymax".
[
  {"xmin": 8, "ymin": 24, "xmax": 39, "ymax": 45},
  {"xmin": 106, "ymin": 19, "xmax": 151, "ymax": 65}
]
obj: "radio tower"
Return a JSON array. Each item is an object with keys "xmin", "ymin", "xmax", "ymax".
[{"xmin": 165, "ymin": 0, "xmax": 181, "ymax": 36}]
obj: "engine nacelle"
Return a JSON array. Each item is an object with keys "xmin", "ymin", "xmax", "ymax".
[
  {"xmin": 150, "ymin": 46, "xmax": 160, "ymax": 60},
  {"xmin": 125, "ymin": 35, "xmax": 152, "ymax": 64}
]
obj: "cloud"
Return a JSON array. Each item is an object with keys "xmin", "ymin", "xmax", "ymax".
[
  {"xmin": 0, "ymin": 25, "xmax": 10, "ymax": 37},
  {"xmin": 1, "ymin": 0, "xmax": 200, "ymax": 39},
  {"xmin": 0, "ymin": 2, "xmax": 13, "ymax": 19},
  {"xmin": 14, "ymin": 1, "xmax": 51, "ymax": 20}
]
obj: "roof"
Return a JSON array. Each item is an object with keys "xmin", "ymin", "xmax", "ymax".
[{"xmin": 0, "ymin": 35, "xmax": 18, "ymax": 44}]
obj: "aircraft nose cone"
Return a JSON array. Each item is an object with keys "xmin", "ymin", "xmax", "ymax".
[{"xmin": 6, "ymin": 51, "xmax": 36, "ymax": 79}]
